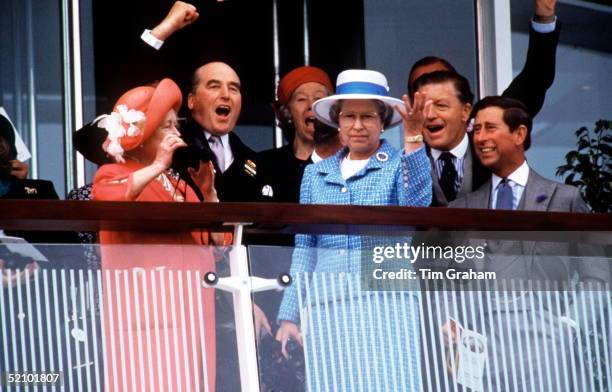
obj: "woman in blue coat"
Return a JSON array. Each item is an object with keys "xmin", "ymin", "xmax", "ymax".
[{"xmin": 276, "ymin": 69, "xmax": 432, "ymax": 391}]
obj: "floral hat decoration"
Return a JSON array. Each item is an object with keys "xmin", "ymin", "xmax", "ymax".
[{"xmin": 96, "ymin": 78, "xmax": 182, "ymax": 162}]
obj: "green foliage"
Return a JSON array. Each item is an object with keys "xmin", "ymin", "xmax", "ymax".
[{"xmin": 556, "ymin": 120, "xmax": 612, "ymax": 213}]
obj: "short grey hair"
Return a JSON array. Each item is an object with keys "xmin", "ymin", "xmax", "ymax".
[{"xmin": 329, "ymin": 99, "xmax": 394, "ymax": 128}]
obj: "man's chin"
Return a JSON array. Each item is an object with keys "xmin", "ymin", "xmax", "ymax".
[{"xmin": 210, "ymin": 124, "xmax": 234, "ymax": 135}]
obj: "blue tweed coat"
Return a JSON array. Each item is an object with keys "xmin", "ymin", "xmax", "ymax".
[{"xmin": 278, "ymin": 140, "xmax": 432, "ymax": 323}]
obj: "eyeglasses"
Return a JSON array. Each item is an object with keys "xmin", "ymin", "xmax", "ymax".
[{"xmin": 338, "ymin": 111, "xmax": 381, "ymax": 128}]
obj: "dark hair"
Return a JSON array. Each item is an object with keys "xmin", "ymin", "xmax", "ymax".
[
  {"xmin": 407, "ymin": 56, "xmax": 456, "ymax": 96},
  {"xmin": 272, "ymin": 102, "xmax": 296, "ymax": 143},
  {"xmin": 471, "ymin": 96, "xmax": 532, "ymax": 150},
  {"xmin": 411, "ymin": 70, "xmax": 474, "ymax": 105},
  {"xmin": 329, "ymin": 99, "xmax": 394, "ymax": 128},
  {"xmin": 0, "ymin": 136, "xmax": 14, "ymax": 178}
]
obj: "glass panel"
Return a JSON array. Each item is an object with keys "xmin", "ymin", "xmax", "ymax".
[
  {"xmin": 248, "ymin": 231, "xmax": 611, "ymax": 391},
  {"xmin": 363, "ymin": 0, "xmax": 478, "ymax": 150},
  {"xmin": 510, "ymin": 1, "xmax": 612, "ymax": 180},
  {"xmin": 0, "ymin": 243, "xmax": 237, "ymax": 391},
  {"xmin": 0, "ymin": 0, "xmax": 66, "ymax": 194},
  {"xmin": 0, "ymin": 231, "xmax": 609, "ymax": 391}
]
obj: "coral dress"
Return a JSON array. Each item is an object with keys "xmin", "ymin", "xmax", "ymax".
[{"xmin": 93, "ymin": 161, "xmax": 226, "ymax": 392}]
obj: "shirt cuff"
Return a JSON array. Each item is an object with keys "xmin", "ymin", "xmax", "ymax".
[
  {"xmin": 531, "ymin": 17, "xmax": 556, "ymax": 34},
  {"xmin": 141, "ymin": 29, "xmax": 164, "ymax": 50}
]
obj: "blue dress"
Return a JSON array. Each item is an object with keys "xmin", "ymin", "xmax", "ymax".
[{"xmin": 278, "ymin": 140, "xmax": 432, "ymax": 391}]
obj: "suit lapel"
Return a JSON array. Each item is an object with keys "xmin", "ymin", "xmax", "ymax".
[
  {"xmin": 467, "ymin": 178, "xmax": 492, "ymax": 209},
  {"xmin": 458, "ymin": 146, "xmax": 473, "ymax": 196},
  {"xmin": 520, "ymin": 170, "xmax": 556, "ymax": 212},
  {"xmin": 519, "ymin": 169, "xmax": 556, "ymax": 259},
  {"xmin": 426, "ymin": 147, "xmax": 448, "ymax": 206}
]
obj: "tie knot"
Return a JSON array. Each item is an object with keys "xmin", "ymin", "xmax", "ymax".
[
  {"xmin": 440, "ymin": 152, "xmax": 454, "ymax": 163},
  {"xmin": 208, "ymin": 135, "xmax": 222, "ymax": 144}
]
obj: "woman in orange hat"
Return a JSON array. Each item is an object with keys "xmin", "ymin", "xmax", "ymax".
[
  {"xmin": 93, "ymin": 78, "xmax": 228, "ymax": 392},
  {"xmin": 257, "ymin": 66, "xmax": 341, "ymax": 203}
]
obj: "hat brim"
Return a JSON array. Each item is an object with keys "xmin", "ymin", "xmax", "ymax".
[
  {"xmin": 312, "ymin": 94, "xmax": 404, "ymax": 128},
  {"xmin": 0, "ymin": 114, "xmax": 17, "ymax": 159},
  {"xmin": 120, "ymin": 78, "xmax": 183, "ymax": 152},
  {"xmin": 73, "ymin": 119, "xmax": 113, "ymax": 165}
]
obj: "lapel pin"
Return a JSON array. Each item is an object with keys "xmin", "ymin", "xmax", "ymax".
[
  {"xmin": 24, "ymin": 187, "xmax": 37, "ymax": 195},
  {"xmin": 536, "ymin": 194, "xmax": 548, "ymax": 203}
]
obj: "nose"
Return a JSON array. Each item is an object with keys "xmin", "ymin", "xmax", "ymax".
[
  {"xmin": 220, "ymin": 84, "xmax": 229, "ymax": 99},
  {"xmin": 306, "ymin": 96, "xmax": 316, "ymax": 109},
  {"xmin": 353, "ymin": 115, "xmax": 365, "ymax": 130},
  {"xmin": 169, "ymin": 126, "xmax": 180, "ymax": 136},
  {"xmin": 425, "ymin": 104, "xmax": 436, "ymax": 120},
  {"xmin": 473, "ymin": 129, "xmax": 486, "ymax": 145}
]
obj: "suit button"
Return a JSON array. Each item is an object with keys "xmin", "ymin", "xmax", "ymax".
[{"xmin": 341, "ymin": 187, "xmax": 347, "ymax": 193}]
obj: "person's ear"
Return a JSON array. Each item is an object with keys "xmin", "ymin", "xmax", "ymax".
[
  {"xmin": 514, "ymin": 124, "xmax": 528, "ymax": 146},
  {"xmin": 187, "ymin": 93, "xmax": 194, "ymax": 110},
  {"xmin": 461, "ymin": 103, "xmax": 472, "ymax": 123}
]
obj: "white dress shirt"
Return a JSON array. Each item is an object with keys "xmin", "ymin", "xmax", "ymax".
[
  {"xmin": 204, "ymin": 131, "xmax": 234, "ymax": 171},
  {"xmin": 490, "ymin": 160, "xmax": 530, "ymax": 210}
]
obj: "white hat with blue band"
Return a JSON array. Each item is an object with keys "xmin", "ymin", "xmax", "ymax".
[{"xmin": 312, "ymin": 69, "xmax": 404, "ymax": 128}]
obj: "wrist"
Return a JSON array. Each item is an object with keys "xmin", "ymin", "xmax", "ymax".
[
  {"xmin": 533, "ymin": 14, "xmax": 555, "ymax": 23},
  {"xmin": 150, "ymin": 21, "xmax": 175, "ymax": 41},
  {"xmin": 203, "ymin": 190, "xmax": 218, "ymax": 202}
]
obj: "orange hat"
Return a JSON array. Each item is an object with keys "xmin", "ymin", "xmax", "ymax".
[
  {"xmin": 276, "ymin": 66, "xmax": 333, "ymax": 106},
  {"xmin": 99, "ymin": 78, "xmax": 182, "ymax": 162}
]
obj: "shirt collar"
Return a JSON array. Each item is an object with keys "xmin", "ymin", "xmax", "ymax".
[
  {"xmin": 430, "ymin": 133, "xmax": 469, "ymax": 161},
  {"xmin": 204, "ymin": 131, "xmax": 229, "ymax": 147},
  {"xmin": 311, "ymin": 149, "xmax": 324, "ymax": 163},
  {"xmin": 491, "ymin": 160, "xmax": 530, "ymax": 190}
]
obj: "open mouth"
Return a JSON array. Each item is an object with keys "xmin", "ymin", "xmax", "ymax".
[
  {"xmin": 426, "ymin": 124, "xmax": 444, "ymax": 133},
  {"xmin": 304, "ymin": 116, "xmax": 316, "ymax": 127},
  {"xmin": 215, "ymin": 105, "xmax": 231, "ymax": 117},
  {"xmin": 479, "ymin": 147, "xmax": 495, "ymax": 153}
]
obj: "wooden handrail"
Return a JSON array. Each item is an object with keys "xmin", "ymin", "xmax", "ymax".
[{"xmin": 0, "ymin": 200, "xmax": 611, "ymax": 233}]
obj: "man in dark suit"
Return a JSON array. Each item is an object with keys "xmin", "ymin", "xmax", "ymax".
[
  {"xmin": 409, "ymin": 71, "xmax": 491, "ymax": 206},
  {"xmin": 136, "ymin": 2, "xmax": 264, "ymax": 202},
  {"xmin": 443, "ymin": 96, "xmax": 608, "ymax": 391},
  {"xmin": 407, "ymin": 0, "xmax": 561, "ymax": 206},
  {"xmin": 177, "ymin": 61, "xmax": 262, "ymax": 202}
]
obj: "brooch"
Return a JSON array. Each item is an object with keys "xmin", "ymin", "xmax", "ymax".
[
  {"xmin": 376, "ymin": 152, "xmax": 389, "ymax": 162},
  {"xmin": 24, "ymin": 187, "xmax": 38, "ymax": 195},
  {"xmin": 243, "ymin": 160, "xmax": 257, "ymax": 177}
]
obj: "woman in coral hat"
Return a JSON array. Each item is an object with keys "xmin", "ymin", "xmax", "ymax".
[{"xmin": 93, "ymin": 78, "xmax": 228, "ymax": 391}]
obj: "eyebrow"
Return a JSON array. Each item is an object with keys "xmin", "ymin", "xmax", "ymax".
[{"xmin": 205, "ymin": 79, "xmax": 241, "ymax": 90}]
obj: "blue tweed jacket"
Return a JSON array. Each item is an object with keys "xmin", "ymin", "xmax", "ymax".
[{"xmin": 277, "ymin": 140, "xmax": 432, "ymax": 323}]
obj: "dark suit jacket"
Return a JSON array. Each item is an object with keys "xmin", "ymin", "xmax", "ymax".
[
  {"xmin": 1, "ymin": 177, "xmax": 78, "ymax": 246},
  {"xmin": 428, "ymin": 144, "xmax": 489, "ymax": 207},
  {"xmin": 502, "ymin": 23, "xmax": 562, "ymax": 118},
  {"xmin": 256, "ymin": 144, "xmax": 311, "ymax": 203},
  {"xmin": 175, "ymin": 118, "xmax": 264, "ymax": 202}
]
